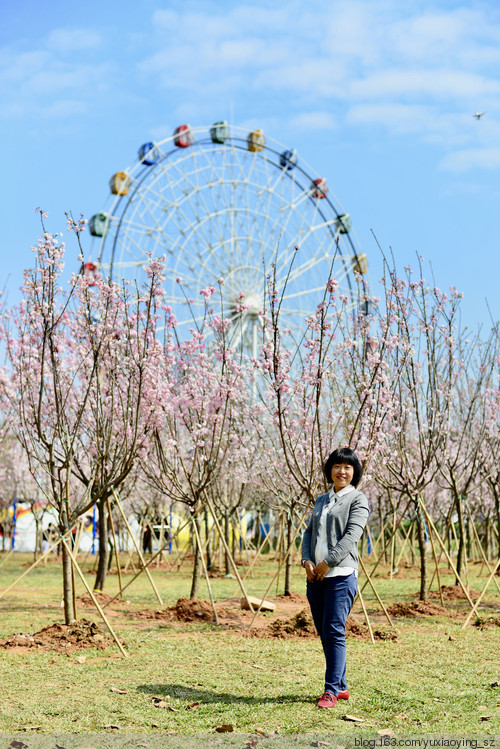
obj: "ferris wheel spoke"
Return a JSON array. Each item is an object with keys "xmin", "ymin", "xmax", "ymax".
[{"xmin": 273, "ymin": 213, "xmax": 336, "ymax": 283}]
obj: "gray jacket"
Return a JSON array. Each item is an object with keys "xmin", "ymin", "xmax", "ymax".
[{"xmin": 301, "ymin": 488, "xmax": 369, "ymax": 570}]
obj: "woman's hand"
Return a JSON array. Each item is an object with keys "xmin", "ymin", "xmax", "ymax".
[
  {"xmin": 314, "ymin": 560, "xmax": 330, "ymax": 581},
  {"xmin": 304, "ymin": 560, "xmax": 317, "ymax": 582}
]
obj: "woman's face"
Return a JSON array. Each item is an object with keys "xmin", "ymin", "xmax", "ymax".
[{"xmin": 331, "ymin": 462, "xmax": 354, "ymax": 492}]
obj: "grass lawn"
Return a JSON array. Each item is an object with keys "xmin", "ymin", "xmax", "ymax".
[{"xmin": 0, "ymin": 551, "xmax": 498, "ymax": 739}]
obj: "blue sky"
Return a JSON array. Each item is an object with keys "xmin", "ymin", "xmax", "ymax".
[{"xmin": 1, "ymin": 0, "xmax": 500, "ymax": 330}]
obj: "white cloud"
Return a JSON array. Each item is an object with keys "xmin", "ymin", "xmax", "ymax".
[
  {"xmin": 350, "ymin": 70, "xmax": 500, "ymax": 100},
  {"xmin": 0, "ymin": 25, "xmax": 112, "ymax": 123},
  {"xmin": 288, "ymin": 111, "xmax": 338, "ymax": 132},
  {"xmin": 3, "ymin": 0, "xmax": 500, "ymax": 160},
  {"xmin": 47, "ymin": 28, "xmax": 102, "ymax": 54},
  {"xmin": 440, "ymin": 148, "xmax": 500, "ymax": 172},
  {"xmin": 347, "ymin": 103, "xmax": 432, "ymax": 133},
  {"xmin": 142, "ymin": 3, "xmax": 500, "ymax": 113}
]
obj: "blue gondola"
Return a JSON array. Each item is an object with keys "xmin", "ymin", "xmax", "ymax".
[
  {"xmin": 279, "ymin": 149, "xmax": 297, "ymax": 170},
  {"xmin": 138, "ymin": 143, "xmax": 160, "ymax": 166}
]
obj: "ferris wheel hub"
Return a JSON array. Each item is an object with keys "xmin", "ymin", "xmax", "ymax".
[{"xmin": 243, "ymin": 292, "xmax": 262, "ymax": 317}]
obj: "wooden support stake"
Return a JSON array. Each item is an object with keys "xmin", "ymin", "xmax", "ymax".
[
  {"xmin": 60, "ymin": 536, "xmax": 128, "ymax": 658},
  {"xmin": 243, "ymin": 512, "xmax": 281, "ymax": 581},
  {"xmin": 356, "ymin": 583, "xmax": 375, "ymax": 645},
  {"xmin": 428, "ymin": 504, "xmax": 455, "ymax": 588},
  {"xmin": 389, "ymin": 511, "xmax": 396, "ymax": 578},
  {"xmin": 204, "ymin": 496, "xmax": 255, "ymax": 613},
  {"xmin": 462, "ymin": 558, "xmax": 500, "ymax": 628},
  {"xmin": 360, "ymin": 496, "xmax": 413, "ymax": 594},
  {"xmin": 420, "ymin": 500, "xmax": 475, "ymax": 610},
  {"xmin": 395, "ymin": 520, "xmax": 413, "ymax": 568},
  {"xmin": 464, "ymin": 500, "xmax": 500, "ymax": 595},
  {"xmin": 103, "ymin": 515, "xmax": 192, "ymax": 608},
  {"xmin": 249, "ymin": 508, "xmax": 309, "ymax": 629},
  {"xmin": 111, "ymin": 488, "xmax": 163, "ymax": 606},
  {"xmin": 425, "ymin": 506, "xmax": 447, "ymax": 610},
  {"xmin": 358, "ymin": 556, "xmax": 393, "ymax": 626},
  {"xmin": 106, "ymin": 495, "xmax": 124, "ymax": 600}
]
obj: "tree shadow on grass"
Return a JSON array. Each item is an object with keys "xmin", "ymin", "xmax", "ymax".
[{"xmin": 137, "ymin": 683, "xmax": 311, "ymax": 705}]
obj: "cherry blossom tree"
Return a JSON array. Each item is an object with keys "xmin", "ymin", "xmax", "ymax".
[
  {"xmin": 0, "ymin": 214, "xmax": 164, "ymax": 619},
  {"xmin": 373, "ymin": 258, "xmax": 465, "ymax": 599},
  {"xmin": 140, "ymin": 283, "xmax": 253, "ymax": 598}
]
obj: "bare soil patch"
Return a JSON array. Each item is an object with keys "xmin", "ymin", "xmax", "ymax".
[
  {"xmin": 132, "ymin": 597, "xmax": 239, "ymax": 624},
  {"xmin": 428, "ymin": 585, "xmax": 481, "ymax": 601},
  {"xmin": 387, "ymin": 600, "xmax": 453, "ymax": 618},
  {"xmin": 275, "ymin": 592, "xmax": 309, "ymax": 603},
  {"xmin": 0, "ymin": 618, "xmax": 120, "ymax": 652},
  {"xmin": 77, "ymin": 591, "xmax": 130, "ymax": 607},
  {"xmin": 473, "ymin": 616, "xmax": 500, "ymax": 630}
]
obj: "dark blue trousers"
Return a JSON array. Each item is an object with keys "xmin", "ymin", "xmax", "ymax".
[{"xmin": 306, "ymin": 573, "xmax": 358, "ymax": 695}]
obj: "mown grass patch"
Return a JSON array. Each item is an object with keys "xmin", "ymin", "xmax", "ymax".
[{"xmin": 0, "ymin": 552, "xmax": 498, "ymax": 736}]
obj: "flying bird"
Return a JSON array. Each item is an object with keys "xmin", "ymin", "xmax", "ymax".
[{"xmin": 473, "ymin": 112, "xmax": 486, "ymax": 120}]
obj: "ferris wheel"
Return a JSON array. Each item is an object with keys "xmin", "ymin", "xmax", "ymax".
[{"xmin": 88, "ymin": 122, "xmax": 368, "ymax": 351}]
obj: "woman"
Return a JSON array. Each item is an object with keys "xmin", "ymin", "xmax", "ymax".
[{"xmin": 301, "ymin": 447, "xmax": 369, "ymax": 708}]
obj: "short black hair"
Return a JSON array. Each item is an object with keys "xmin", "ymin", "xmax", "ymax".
[{"xmin": 324, "ymin": 447, "xmax": 362, "ymax": 487}]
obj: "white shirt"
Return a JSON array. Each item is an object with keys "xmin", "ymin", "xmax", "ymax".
[{"xmin": 314, "ymin": 484, "xmax": 357, "ymax": 578}]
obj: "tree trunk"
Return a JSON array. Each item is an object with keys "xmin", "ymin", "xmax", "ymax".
[
  {"xmin": 61, "ymin": 540, "xmax": 76, "ymax": 624},
  {"xmin": 254, "ymin": 510, "xmax": 262, "ymax": 548},
  {"xmin": 494, "ymin": 489, "xmax": 500, "ymax": 559},
  {"xmin": 455, "ymin": 495, "xmax": 465, "ymax": 585},
  {"xmin": 415, "ymin": 502, "xmax": 427, "ymax": 601},
  {"xmin": 204, "ymin": 508, "xmax": 212, "ymax": 571},
  {"xmin": 33, "ymin": 514, "xmax": 41, "ymax": 563},
  {"xmin": 59, "ymin": 501, "xmax": 76, "ymax": 624},
  {"xmin": 283, "ymin": 512, "xmax": 293, "ymax": 596},
  {"xmin": 190, "ymin": 514, "xmax": 202, "ymax": 599},
  {"xmin": 94, "ymin": 497, "xmax": 109, "ymax": 591},
  {"xmin": 232, "ymin": 512, "xmax": 237, "ymax": 563},
  {"xmin": 224, "ymin": 511, "xmax": 230, "ymax": 575}
]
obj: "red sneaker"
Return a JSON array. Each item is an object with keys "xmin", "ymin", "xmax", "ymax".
[
  {"xmin": 317, "ymin": 692, "xmax": 337, "ymax": 709},
  {"xmin": 337, "ymin": 689, "xmax": 350, "ymax": 700}
]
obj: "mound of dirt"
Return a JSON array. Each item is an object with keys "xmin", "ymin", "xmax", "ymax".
[
  {"xmin": 266, "ymin": 609, "xmax": 317, "ymax": 638},
  {"xmin": 345, "ymin": 615, "xmax": 368, "ymax": 638},
  {"xmin": 172, "ymin": 598, "xmax": 215, "ymax": 622},
  {"xmin": 428, "ymin": 585, "xmax": 480, "ymax": 601},
  {"xmin": 77, "ymin": 591, "xmax": 112, "ymax": 606},
  {"xmin": 387, "ymin": 601, "xmax": 451, "ymax": 618},
  {"xmin": 132, "ymin": 598, "xmax": 217, "ymax": 623},
  {"xmin": 0, "ymin": 619, "xmax": 119, "ymax": 652}
]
